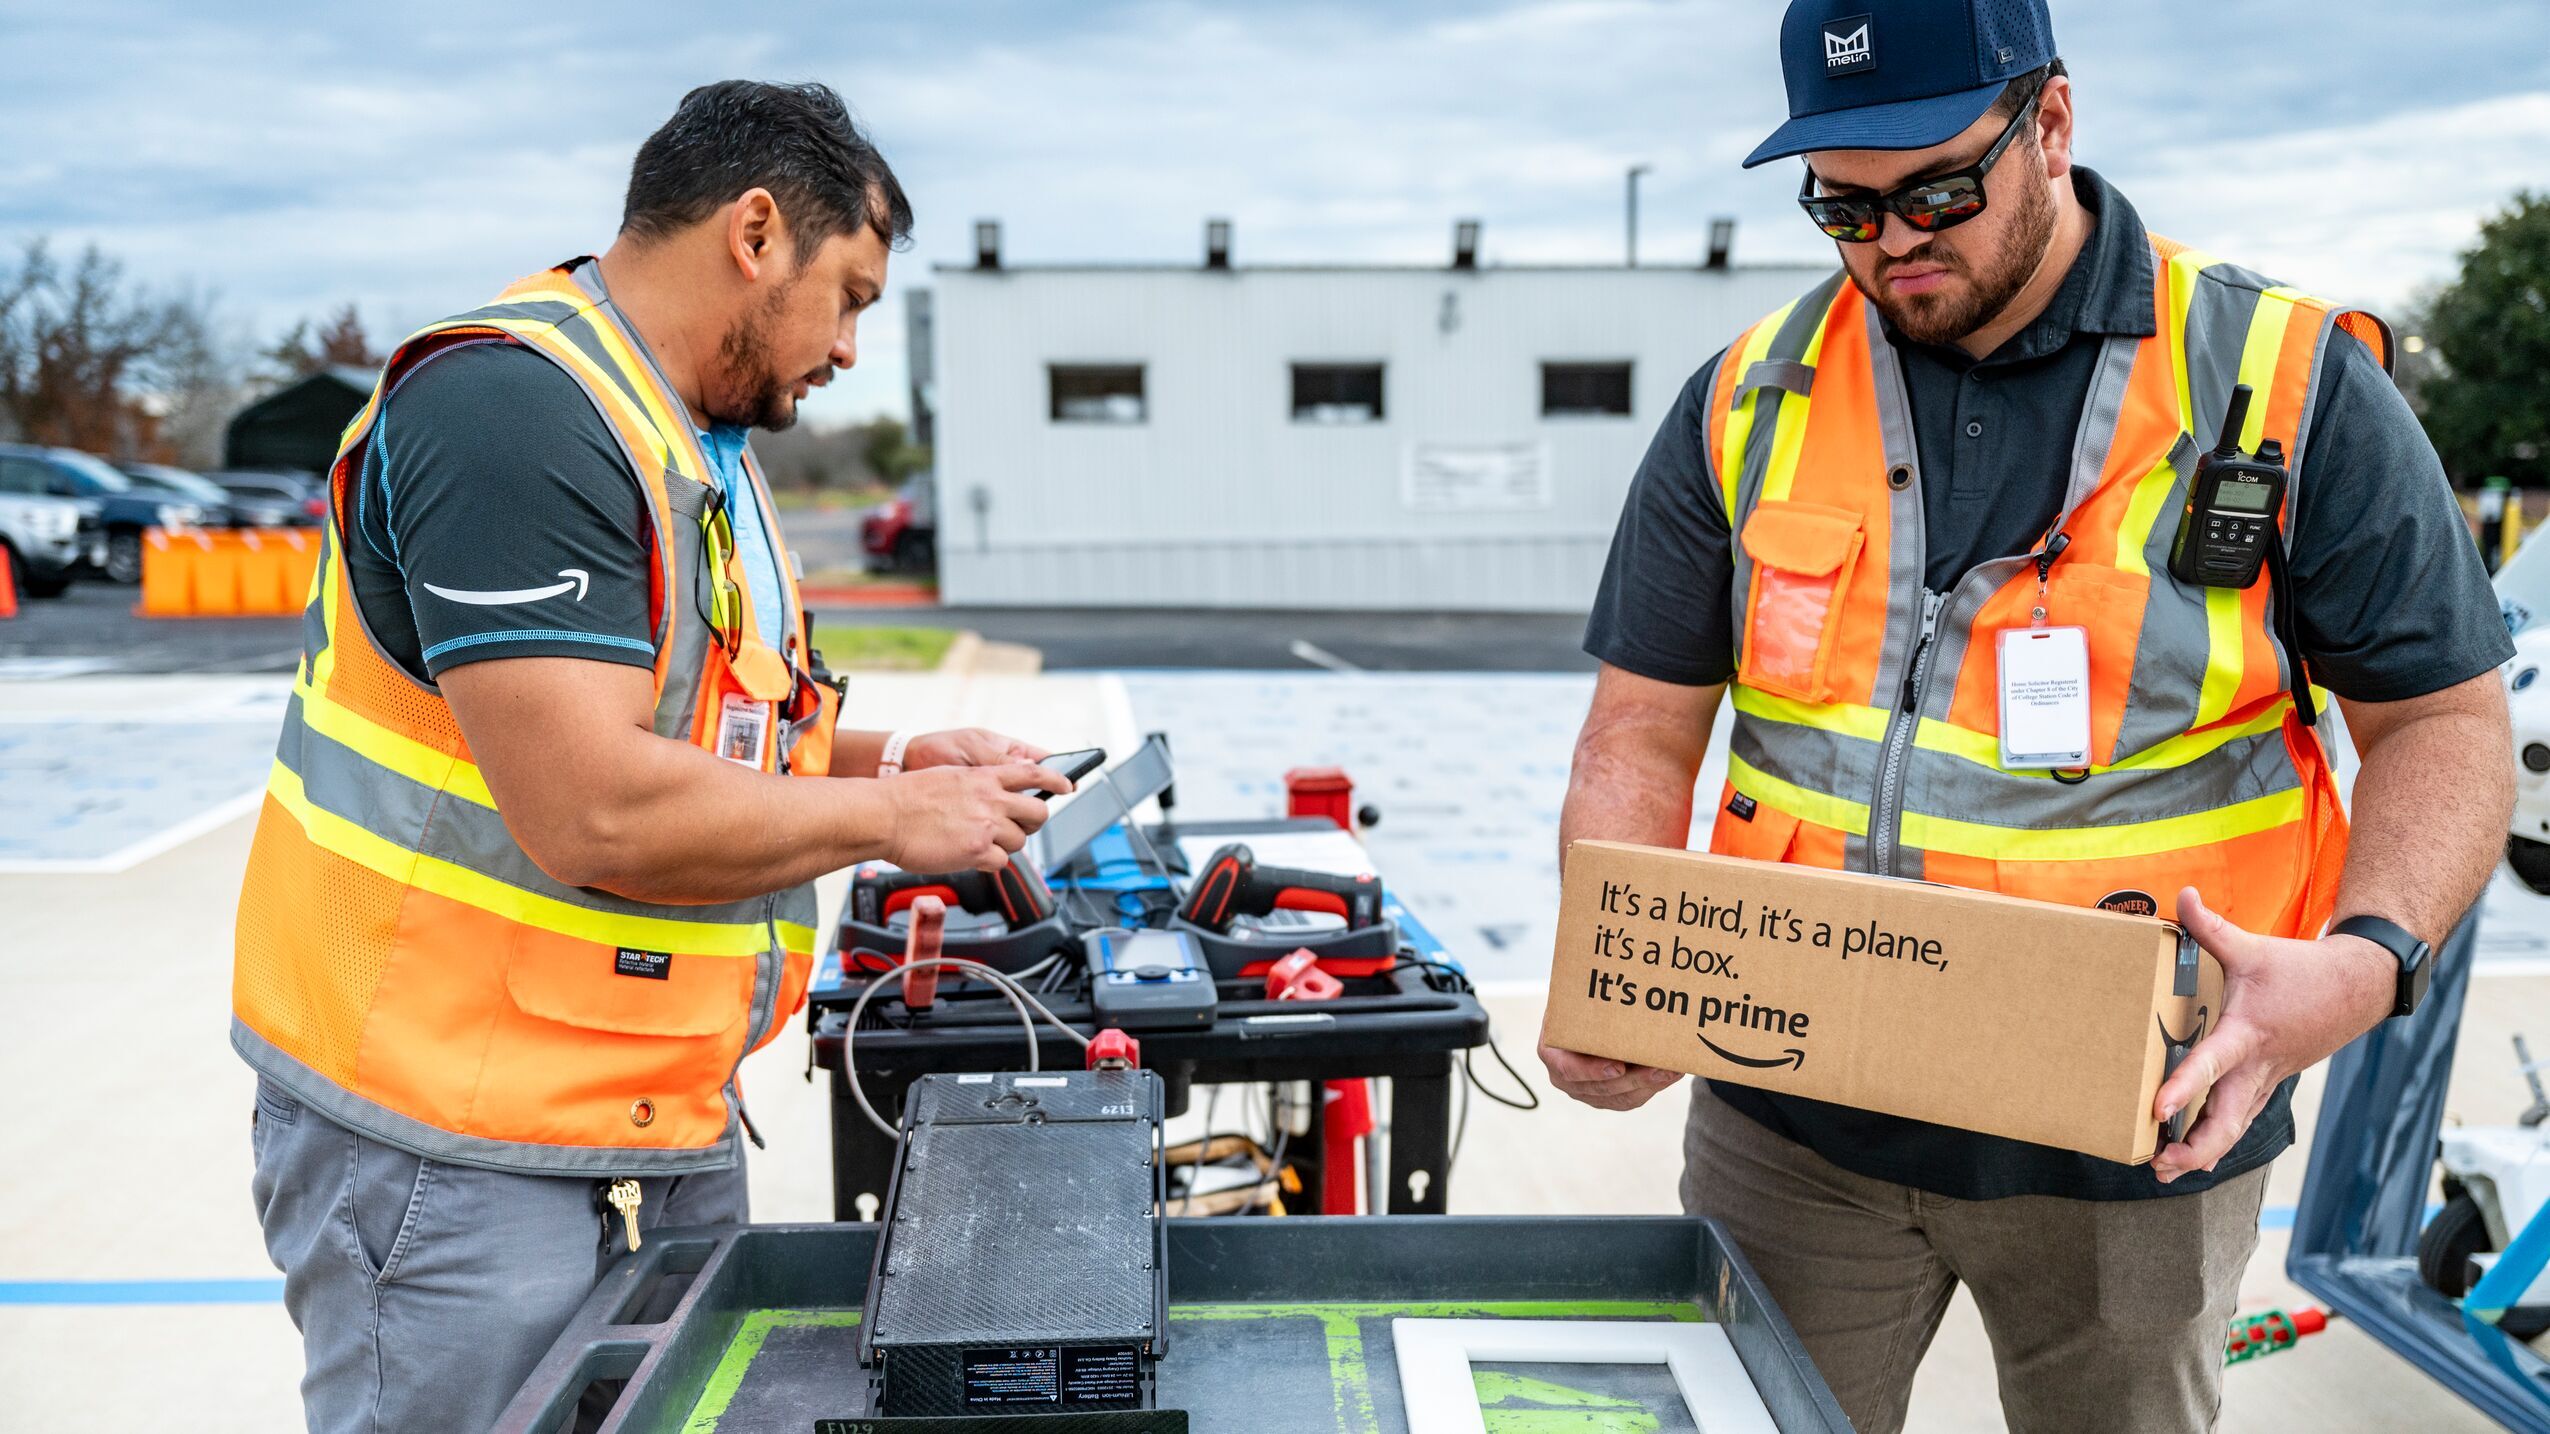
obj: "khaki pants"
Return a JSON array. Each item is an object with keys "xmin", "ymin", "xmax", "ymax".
[{"xmin": 1680, "ymin": 1085, "xmax": 2266, "ymax": 1434}]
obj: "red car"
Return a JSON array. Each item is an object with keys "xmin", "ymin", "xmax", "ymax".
[{"xmin": 861, "ymin": 476, "xmax": 936, "ymax": 574}]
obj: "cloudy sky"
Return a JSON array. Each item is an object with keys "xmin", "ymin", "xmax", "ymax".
[{"xmin": 5, "ymin": 0, "xmax": 2546, "ymax": 428}]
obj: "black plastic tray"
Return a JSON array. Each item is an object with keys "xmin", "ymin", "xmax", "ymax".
[{"xmin": 495, "ymin": 1216, "xmax": 1851, "ymax": 1433}]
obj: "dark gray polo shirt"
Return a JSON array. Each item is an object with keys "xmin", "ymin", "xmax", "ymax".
[{"xmin": 1583, "ymin": 167, "xmax": 2510, "ymax": 1201}]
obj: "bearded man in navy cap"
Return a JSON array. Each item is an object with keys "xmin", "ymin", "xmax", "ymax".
[{"xmin": 1542, "ymin": 1, "xmax": 2513, "ymax": 1428}]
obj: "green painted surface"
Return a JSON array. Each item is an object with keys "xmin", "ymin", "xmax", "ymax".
[
  {"xmin": 682, "ymin": 1301, "xmax": 1706, "ymax": 1433},
  {"xmin": 684, "ymin": 1309, "xmax": 862, "ymax": 1432},
  {"xmin": 1473, "ymin": 1369, "xmax": 1662, "ymax": 1434}
]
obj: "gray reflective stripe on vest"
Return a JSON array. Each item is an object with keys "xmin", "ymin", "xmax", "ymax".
[
  {"xmin": 1851, "ymin": 303, "xmax": 1927, "ymax": 873},
  {"xmin": 453, "ymin": 299, "xmax": 585, "ymax": 327},
  {"xmin": 1736, "ymin": 359, "xmax": 1816, "ymax": 401},
  {"xmin": 2114, "ymin": 434, "xmax": 2217, "ymax": 756},
  {"xmin": 273, "ymin": 691, "xmax": 780, "ymax": 934},
  {"xmin": 1898, "ymin": 724, "xmax": 2303, "ymax": 833},
  {"xmin": 1733, "ymin": 715, "xmax": 1882, "ymax": 813},
  {"xmin": 655, "ymin": 475, "xmax": 719, "ymax": 741}
]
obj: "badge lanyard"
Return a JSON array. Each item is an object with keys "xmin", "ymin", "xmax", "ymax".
[{"xmin": 1997, "ymin": 532, "xmax": 2091, "ymax": 772}]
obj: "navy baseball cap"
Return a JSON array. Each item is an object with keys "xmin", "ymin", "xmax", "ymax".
[{"xmin": 1742, "ymin": 0, "xmax": 2058, "ymax": 169}]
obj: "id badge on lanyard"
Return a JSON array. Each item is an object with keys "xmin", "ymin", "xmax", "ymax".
[
  {"xmin": 1997, "ymin": 624, "xmax": 2091, "ymax": 770},
  {"xmin": 716, "ymin": 692, "xmax": 773, "ymax": 768}
]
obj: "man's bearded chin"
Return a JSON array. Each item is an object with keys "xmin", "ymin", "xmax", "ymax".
[
  {"xmin": 707, "ymin": 282, "xmax": 801, "ymax": 431},
  {"xmin": 1858, "ymin": 161, "xmax": 2056, "ymax": 348}
]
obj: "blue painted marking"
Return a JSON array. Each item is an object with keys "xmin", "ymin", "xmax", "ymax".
[{"xmin": 0, "ymin": 1278, "xmax": 285, "ymax": 1305}]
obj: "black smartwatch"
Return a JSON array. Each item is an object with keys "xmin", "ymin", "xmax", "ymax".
[{"xmin": 2331, "ymin": 914, "xmax": 2432, "ymax": 1018}]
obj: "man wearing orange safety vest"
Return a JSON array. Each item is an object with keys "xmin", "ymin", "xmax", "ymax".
[
  {"xmin": 233, "ymin": 82, "xmax": 1073, "ymax": 1432},
  {"xmin": 1541, "ymin": 3, "xmax": 2514, "ymax": 1430}
]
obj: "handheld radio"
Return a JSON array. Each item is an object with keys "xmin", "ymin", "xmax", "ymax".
[
  {"xmin": 2167, "ymin": 384, "xmax": 2286, "ymax": 590},
  {"xmin": 2166, "ymin": 383, "xmax": 2321, "ymax": 728}
]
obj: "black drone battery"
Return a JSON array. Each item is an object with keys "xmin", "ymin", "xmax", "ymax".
[{"xmin": 858, "ymin": 1069, "xmax": 1168, "ymax": 1415}]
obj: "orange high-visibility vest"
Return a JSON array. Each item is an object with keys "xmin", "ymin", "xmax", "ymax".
[
  {"xmin": 1703, "ymin": 236, "xmax": 2393, "ymax": 939},
  {"xmin": 232, "ymin": 260, "xmax": 839, "ymax": 1175}
]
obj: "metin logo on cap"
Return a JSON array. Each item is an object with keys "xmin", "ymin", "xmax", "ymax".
[{"xmin": 1823, "ymin": 14, "xmax": 1875, "ymax": 75}]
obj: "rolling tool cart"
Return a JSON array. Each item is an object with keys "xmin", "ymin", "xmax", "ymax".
[
  {"xmin": 807, "ymin": 737, "xmax": 1516, "ymax": 1224},
  {"xmin": 494, "ymin": 1217, "xmax": 1850, "ymax": 1433}
]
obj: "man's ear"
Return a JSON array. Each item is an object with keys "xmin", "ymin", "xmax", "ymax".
[
  {"xmin": 2034, "ymin": 75, "xmax": 2076, "ymax": 182},
  {"xmin": 726, "ymin": 188, "xmax": 787, "ymax": 283}
]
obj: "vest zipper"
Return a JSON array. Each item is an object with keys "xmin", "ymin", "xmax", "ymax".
[{"xmin": 1870, "ymin": 588, "xmax": 1945, "ymax": 876}]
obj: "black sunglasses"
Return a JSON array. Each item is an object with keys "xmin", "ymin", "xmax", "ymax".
[{"xmin": 1797, "ymin": 93, "xmax": 2039, "ymax": 244}]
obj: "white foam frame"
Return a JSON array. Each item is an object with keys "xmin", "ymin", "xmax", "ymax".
[{"xmin": 1391, "ymin": 1317, "xmax": 1779, "ymax": 1434}]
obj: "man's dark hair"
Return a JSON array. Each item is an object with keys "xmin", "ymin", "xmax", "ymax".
[
  {"xmin": 1987, "ymin": 59, "xmax": 2068, "ymax": 122},
  {"xmin": 621, "ymin": 80, "xmax": 915, "ymax": 254}
]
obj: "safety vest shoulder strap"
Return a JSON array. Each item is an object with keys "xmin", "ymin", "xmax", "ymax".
[{"xmin": 1707, "ymin": 270, "xmax": 1852, "ymax": 522}]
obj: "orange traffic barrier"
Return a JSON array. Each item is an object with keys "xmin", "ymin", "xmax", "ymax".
[
  {"xmin": 137, "ymin": 528, "xmax": 321, "ymax": 618},
  {"xmin": 0, "ymin": 544, "xmax": 17, "ymax": 620}
]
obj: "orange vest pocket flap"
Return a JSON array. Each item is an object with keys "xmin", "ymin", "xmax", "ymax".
[
  {"xmin": 504, "ymin": 937, "xmax": 752, "ymax": 1038},
  {"xmin": 1739, "ymin": 500, "xmax": 1863, "ymax": 577}
]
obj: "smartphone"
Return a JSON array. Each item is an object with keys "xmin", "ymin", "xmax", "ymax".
[{"xmin": 1037, "ymin": 748, "xmax": 1107, "ymax": 799}]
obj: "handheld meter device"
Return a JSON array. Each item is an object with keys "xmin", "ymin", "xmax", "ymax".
[
  {"xmin": 2167, "ymin": 384, "xmax": 2287, "ymax": 590},
  {"xmin": 1085, "ymin": 928, "xmax": 1218, "ymax": 1031}
]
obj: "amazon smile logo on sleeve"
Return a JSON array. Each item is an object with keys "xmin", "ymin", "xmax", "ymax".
[{"xmin": 422, "ymin": 568, "xmax": 590, "ymax": 605}]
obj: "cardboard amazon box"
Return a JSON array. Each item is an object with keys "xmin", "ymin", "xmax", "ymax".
[{"xmin": 1542, "ymin": 841, "xmax": 2222, "ymax": 1165}]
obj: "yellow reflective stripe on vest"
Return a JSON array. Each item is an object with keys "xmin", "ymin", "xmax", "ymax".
[
  {"xmin": 1730, "ymin": 684, "xmax": 1890, "ymax": 742},
  {"xmin": 1758, "ymin": 303, "xmax": 1842, "ymax": 507},
  {"xmin": 2163, "ymin": 246, "xmax": 2222, "ymax": 430},
  {"xmin": 2113, "ymin": 450, "xmax": 2181, "ymax": 579},
  {"xmin": 293, "ymin": 674, "xmax": 497, "ymax": 808},
  {"xmin": 1728, "ymin": 752, "xmax": 1872, "ymax": 835},
  {"xmin": 2192, "ymin": 284, "xmax": 2304, "ymax": 727},
  {"xmin": 264, "ymin": 759, "xmax": 816, "ymax": 956},
  {"xmin": 1733, "ymin": 683, "xmax": 2292, "ymax": 778},
  {"xmin": 1718, "ymin": 300, "xmax": 1798, "ymax": 519},
  {"xmin": 1900, "ymin": 785, "xmax": 2305, "ymax": 862}
]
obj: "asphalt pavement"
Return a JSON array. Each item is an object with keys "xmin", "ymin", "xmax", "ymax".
[{"xmin": 0, "ymin": 578, "xmax": 1600, "ymax": 675}]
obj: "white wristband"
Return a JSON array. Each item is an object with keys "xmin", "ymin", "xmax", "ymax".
[{"xmin": 877, "ymin": 729, "xmax": 915, "ymax": 778}]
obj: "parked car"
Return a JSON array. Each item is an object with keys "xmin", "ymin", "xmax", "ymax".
[
  {"xmin": 0, "ymin": 460, "xmax": 91, "ymax": 599},
  {"xmin": 861, "ymin": 474, "xmax": 937, "ymax": 574},
  {"xmin": 116, "ymin": 462, "xmax": 246, "ymax": 527},
  {"xmin": 208, "ymin": 469, "xmax": 326, "ymax": 527},
  {"xmin": 0, "ymin": 444, "xmax": 210, "ymax": 584}
]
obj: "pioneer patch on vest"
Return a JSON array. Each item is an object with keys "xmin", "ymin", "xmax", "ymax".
[
  {"xmin": 2096, "ymin": 889, "xmax": 2159, "ymax": 918},
  {"xmin": 1727, "ymin": 793, "xmax": 1758, "ymax": 822},
  {"xmin": 614, "ymin": 948, "xmax": 673, "ymax": 980}
]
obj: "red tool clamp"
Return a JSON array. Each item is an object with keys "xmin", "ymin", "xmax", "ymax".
[
  {"xmin": 1087, "ymin": 1028, "xmax": 1142, "ymax": 1071},
  {"xmin": 1264, "ymin": 948, "xmax": 1344, "ymax": 1003}
]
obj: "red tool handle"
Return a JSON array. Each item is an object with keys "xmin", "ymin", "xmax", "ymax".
[
  {"xmin": 1178, "ymin": 843, "xmax": 1384, "ymax": 930},
  {"xmin": 899, "ymin": 895, "xmax": 945, "ymax": 1010}
]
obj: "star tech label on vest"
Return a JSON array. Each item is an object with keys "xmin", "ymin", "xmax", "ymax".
[
  {"xmin": 1822, "ymin": 14, "xmax": 1875, "ymax": 74},
  {"xmin": 614, "ymin": 948, "xmax": 673, "ymax": 980}
]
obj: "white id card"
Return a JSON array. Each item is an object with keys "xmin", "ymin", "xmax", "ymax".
[
  {"xmin": 716, "ymin": 693, "xmax": 773, "ymax": 767},
  {"xmin": 1997, "ymin": 626, "xmax": 2091, "ymax": 769}
]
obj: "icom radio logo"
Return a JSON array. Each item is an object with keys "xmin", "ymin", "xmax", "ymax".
[{"xmin": 1823, "ymin": 14, "xmax": 1875, "ymax": 74}]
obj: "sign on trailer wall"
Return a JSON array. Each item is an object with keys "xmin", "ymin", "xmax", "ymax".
[{"xmin": 1402, "ymin": 442, "xmax": 1552, "ymax": 513}]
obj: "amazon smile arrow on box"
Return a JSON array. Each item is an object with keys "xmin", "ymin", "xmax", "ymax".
[{"xmin": 1543, "ymin": 841, "xmax": 2221, "ymax": 1164}]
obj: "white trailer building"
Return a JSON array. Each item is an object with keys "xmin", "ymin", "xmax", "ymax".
[{"xmin": 926, "ymin": 221, "xmax": 1829, "ymax": 613}]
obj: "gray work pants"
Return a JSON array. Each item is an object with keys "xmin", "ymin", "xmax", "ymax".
[
  {"xmin": 248, "ymin": 1075, "xmax": 749, "ymax": 1434},
  {"xmin": 1681, "ymin": 1083, "xmax": 2266, "ymax": 1434}
]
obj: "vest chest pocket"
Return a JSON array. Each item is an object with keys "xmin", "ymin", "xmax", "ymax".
[
  {"xmin": 1737, "ymin": 500, "xmax": 1866, "ymax": 705},
  {"xmin": 480, "ymin": 929, "xmax": 758, "ymax": 1146}
]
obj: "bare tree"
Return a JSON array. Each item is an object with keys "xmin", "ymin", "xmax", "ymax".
[
  {"xmin": 0, "ymin": 237, "xmax": 241, "ymax": 462},
  {"xmin": 264, "ymin": 302, "xmax": 380, "ymax": 381}
]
